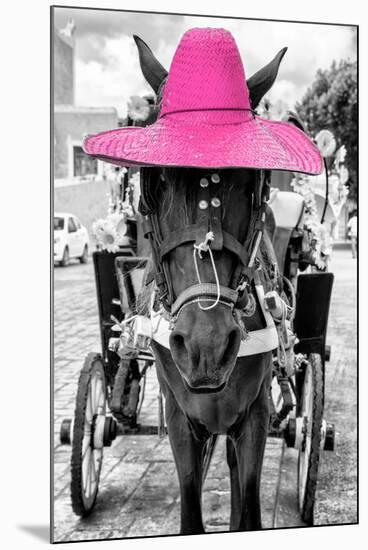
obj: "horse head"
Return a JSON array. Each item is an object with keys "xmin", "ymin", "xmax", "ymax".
[
  {"xmin": 134, "ymin": 34, "xmax": 287, "ymax": 393},
  {"xmin": 146, "ymin": 167, "xmax": 258, "ymax": 391}
]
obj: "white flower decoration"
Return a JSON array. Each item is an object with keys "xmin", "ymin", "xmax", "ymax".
[
  {"xmin": 339, "ymin": 165, "xmax": 349, "ymax": 185},
  {"xmin": 335, "ymin": 145, "xmax": 347, "ymax": 165},
  {"xmin": 315, "ymin": 130, "xmax": 336, "ymax": 158},
  {"xmin": 92, "ymin": 213, "xmax": 128, "ymax": 253},
  {"xmin": 127, "ymin": 96, "xmax": 150, "ymax": 122}
]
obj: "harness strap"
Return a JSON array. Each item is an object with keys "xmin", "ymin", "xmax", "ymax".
[
  {"xmin": 158, "ymin": 225, "xmax": 198, "ymax": 258},
  {"xmin": 196, "ymin": 180, "xmax": 211, "ymax": 246},
  {"xmin": 142, "ymin": 211, "xmax": 172, "ymax": 310},
  {"xmin": 141, "ymin": 216, "xmax": 154, "ymax": 238},
  {"xmin": 223, "ymin": 233, "xmax": 250, "ymax": 266},
  {"xmin": 209, "ymin": 186, "xmax": 223, "ymax": 250},
  {"xmin": 171, "ymin": 283, "xmax": 239, "ymax": 317},
  {"xmin": 159, "ymin": 226, "xmax": 250, "ymax": 266}
]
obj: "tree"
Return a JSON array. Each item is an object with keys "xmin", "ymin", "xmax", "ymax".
[{"xmin": 296, "ymin": 60, "xmax": 357, "ymax": 201}]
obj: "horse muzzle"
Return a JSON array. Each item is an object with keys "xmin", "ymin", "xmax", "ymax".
[
  {"xmin": 169, "ymin": 303, "xmax": 241, "ymax": 393},
  {"xmin": 182, "ymin": 378, "xmax": 227, "ymax": 394}
]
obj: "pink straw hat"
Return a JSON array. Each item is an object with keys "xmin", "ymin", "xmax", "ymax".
[{"xmin": 83, "ymin": 28, "xmax": 322, "ymax": 174}]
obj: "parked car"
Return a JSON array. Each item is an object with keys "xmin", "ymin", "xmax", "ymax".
[{"xmin": 54, "ymin": 213, "xmax": 89, "ymax": 266}]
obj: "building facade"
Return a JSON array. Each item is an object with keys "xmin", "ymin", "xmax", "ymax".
[
  {"xmin": 53, "ymin": 23, "xmax": 118, "ymax": 187},
  {"xmin": 54, "ymin": 105, "xmax": 117, "ymax": 182},
  {"xmin": 53, "ymin": 22, "xmax": 119, "ymax": 234},
  {"xmin": 54, "ymin": 29, "xmax": 74, "ymax": 105}
]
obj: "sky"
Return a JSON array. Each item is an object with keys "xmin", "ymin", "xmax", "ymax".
[{"xmin": 53, "ymin": 7, "xmax": 357, "ymax": 118}]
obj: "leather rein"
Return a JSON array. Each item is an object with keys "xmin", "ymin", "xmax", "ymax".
[{"xmin": 138, "ymin": 167, "xmax": 272, "ymax": 321}]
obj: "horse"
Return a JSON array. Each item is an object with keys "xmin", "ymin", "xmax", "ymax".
[{"xmin": 132, "ymin": 34, "xmax": 288, "ymax": 534}]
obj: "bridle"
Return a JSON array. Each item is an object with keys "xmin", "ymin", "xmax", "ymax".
[{"xmin": 138, "ymin": 166, "xmax": 272, "ymax": 320}]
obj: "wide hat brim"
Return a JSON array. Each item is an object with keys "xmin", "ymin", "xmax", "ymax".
[{"xmin": 83, "ymin": 114, "xmax": 323, "ymax": 175}]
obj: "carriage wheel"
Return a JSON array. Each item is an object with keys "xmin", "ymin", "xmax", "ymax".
[
  {"xmin": 70, "ymin": 353, "xmax": 106, "ymax": 517},
  {"xmin": 297, "ymin": 353, "xmax": 324, "ymax": 525}
]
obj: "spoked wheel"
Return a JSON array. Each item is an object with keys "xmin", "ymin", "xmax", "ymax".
[
  {"xmin": 297, "ymin": 353, "xmax": 324, "ymax": 525},
  {"xmin": 70, "ymin": 353, "xmax": 106, "ymax": 517}
]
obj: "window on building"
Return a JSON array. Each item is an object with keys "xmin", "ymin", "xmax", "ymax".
[{"xmin": 73, "ymin": 146, "xmax": 98, "ymax": 177}]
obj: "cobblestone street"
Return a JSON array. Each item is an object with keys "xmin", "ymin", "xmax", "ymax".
[{"xmin": 52, "ymin": 248, "xmax": 357, "ymax": 542}]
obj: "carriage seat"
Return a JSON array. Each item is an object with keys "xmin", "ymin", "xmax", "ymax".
[{"xmin": 267, "ymin": 190, "xmax": 305, "ymax": 274}]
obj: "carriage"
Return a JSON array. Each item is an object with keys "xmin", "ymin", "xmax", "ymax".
[
  {"xmin": 59, "ymin": 182, "xmax": 335, "ymax": 526},
  {"xmin": 59, "ymin": 27, "xmax": 337, "ymax": 533}
]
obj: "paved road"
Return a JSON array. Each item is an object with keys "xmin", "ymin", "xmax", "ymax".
[
  {"xmin": 314, "ymin": 250, "xmax": 358, "ymax": 525},
  {"xmin": 52, "ymin": 249, "xmax": 357, "ymax": 542}
]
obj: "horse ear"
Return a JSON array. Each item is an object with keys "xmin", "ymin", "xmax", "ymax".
[
  {"xmin": 284, "ymin": 110, "xmax": 306, "ymax": 132},
  {"xmin": 247, "ymin": 47, "xmax": 288, "ymax": 109},
  {"xmin": 133, "ymin": 35, "xmax": 168, "ymax": 94}
]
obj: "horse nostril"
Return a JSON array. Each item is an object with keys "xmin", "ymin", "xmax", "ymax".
[
  {"xmin": 220, "ymin": 328, "xmax": 241, "ymax": 366},
  {"xmin": 170, "ymin": 332, "xmax": 189, "ymax": 364}
]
